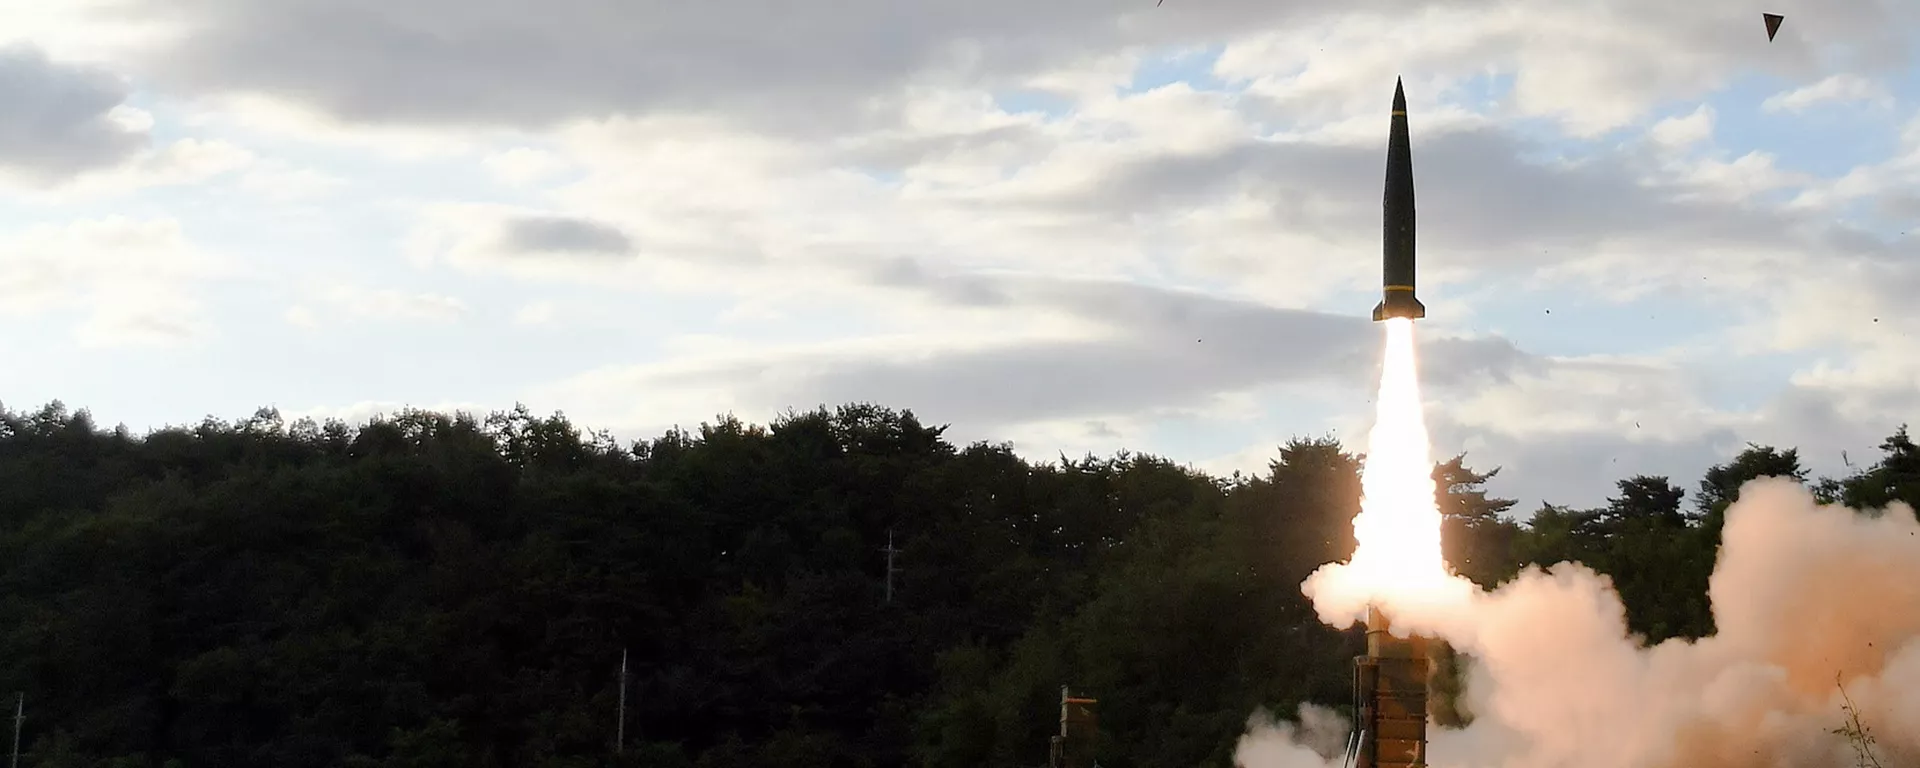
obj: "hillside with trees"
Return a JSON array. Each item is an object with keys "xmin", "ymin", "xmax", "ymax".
[{"xmin": 0, "ymin": 400, "xmax": 1912, "ymax": 768}]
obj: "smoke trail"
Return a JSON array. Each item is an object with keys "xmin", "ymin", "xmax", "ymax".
[{"xmin": 1237, "ymin": 320, "xmax": 1920, "ymax": 767}]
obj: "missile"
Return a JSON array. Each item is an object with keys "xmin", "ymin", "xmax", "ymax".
[{"xmin": 1372, "ymin": 77, "xmax": 1426, "ymax": 323}]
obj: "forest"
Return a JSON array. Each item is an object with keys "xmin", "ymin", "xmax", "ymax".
[{"xmin": 0, "ymin": 399, "xmax": 1915, "ymax": 768}]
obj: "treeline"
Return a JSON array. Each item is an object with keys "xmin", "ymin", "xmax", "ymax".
[{"xmin": 0, "ymin": 400, "xmax": 1914, "ymax": 768}]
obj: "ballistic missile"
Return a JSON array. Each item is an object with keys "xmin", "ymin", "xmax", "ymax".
[{"xmin": 1372, "ymin": 78, "xmax": 1426, "ymax": 323}]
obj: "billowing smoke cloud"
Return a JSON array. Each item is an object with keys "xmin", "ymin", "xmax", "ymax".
[
  {"xmin": 1239, "ymin": 478, "xmax": 1920, "ymax": 768},
  {"xmin": 1235, "ymin": 703, "xmax": 1351, "ymax": 768}
]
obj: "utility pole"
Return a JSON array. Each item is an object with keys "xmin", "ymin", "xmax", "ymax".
[
  {"xmin": 880, "ymin": 529, "xmax": 902, "ymax": 604},
  {"xmin": 615, "ymin": 648, "xmax": 628, "ymax": 755},
  {"xmin": 10, "ymin": 692, "xmax": 21, "ymax": 768}
]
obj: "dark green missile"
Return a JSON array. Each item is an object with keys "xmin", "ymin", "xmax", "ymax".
[{"xmin": 1372, "ymin": 77, "xmax": 1426, "ymax": 322}]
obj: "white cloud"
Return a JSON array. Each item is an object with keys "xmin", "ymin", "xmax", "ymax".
[
  {"xmin": 0, "ymin": 0, "xmax": 179, "ymax": 63},
  {"xmin": 235, "ymin": 160, "xmax": 348, "ymax": 201},
  {"xmin": 356, "ymin": 291, "xmax": 467, "ymax": 324},
  {"xmin": 5, "ymin": 138, "xmax": 256, "ymax": 201},
  {"xmin": 1436, "ymin": 354, "xmax": 1718, "ymax": 440},
  {"xmin": 283, "ymin": 305, "xmax": 319, "ymax": 329},
  {"xmin": 528, "ymin": 319, "xmax": 1122, "ymax": 437},
  {"xmin": 1649, "ymin": 104, "xmax": 1715, "ymax": 147},
  {"xmin": 1665, "ymin": 150, "xmax": 1812, "ymax": 205},
  {"xmin": 0, "ymin": 216, "xmax": 223, "ymax": 346},
  {"xmin": 512, "ymin": 301, "xmax": 558, "ymax": 327},
  {"xmin": 172, "ymin": 92, "xmax": 492, "ymax": 160},
  {"xmin": 106, "ymin": 103, "xmax": 155, "ymax": 132},
  {"xmin": 483, "ymin": 147, "xmax": 568, "ymax": 186},
  {"xmin": 304, "ymin": 284, "xmax": 470, "ymax": 325},
  {"xmin": 75, "ymin": 286, "xmax": 206, "ymax": 348},
  {"xmin": 996, "ymin": 415, "xmax": 1156, "ymax": 460},
  {"xmin": 1761, "ymin": 73, "xmax": 1894, "ymax": 113}
]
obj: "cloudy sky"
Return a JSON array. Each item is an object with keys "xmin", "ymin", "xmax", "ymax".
[{"xmin": 2, "ymin": 0, "xmax": 1916, "ymax": 509}]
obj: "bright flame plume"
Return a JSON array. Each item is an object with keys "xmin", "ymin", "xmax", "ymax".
[
  {"xmin": 1303, "ymin": 318, "xmax": 1470, "ymax": 629},
  {"xmin": 1350, "ymin": 318, "xmax": 1449, "ymax": 591}
]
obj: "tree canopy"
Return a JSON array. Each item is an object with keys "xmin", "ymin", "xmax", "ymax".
[{"xmin": 0, "ymin": 399, "xmax": 1909, "ymax": 768}]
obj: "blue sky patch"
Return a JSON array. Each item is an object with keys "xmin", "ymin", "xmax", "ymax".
[
  {"xmin": 1125, "ymin": 44, "xmax": 1230, "ymax": 95},
  {"xmin": 1709, "ymin": 73, "xmax": 1903, "ymax": 178},
  {"xmin": 992, "ymin": 89, "xmax": 1075, "ymax": 119},
  {"xmin": 1465, "ymin": 286, "xmax": 1728, "ymax": 359}
]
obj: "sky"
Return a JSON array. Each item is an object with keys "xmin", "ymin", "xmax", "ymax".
[{"xmin": 0, "ymin": 0, "xmax": 1916, "ymax": 510}]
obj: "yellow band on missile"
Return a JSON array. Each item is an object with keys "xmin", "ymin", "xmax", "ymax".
[
  {"xmin": 1065, "ymin": 698, "xmax": 1097, "ymax": 704},
  {"xmin": 1384, "ymin": 285, "xmax": 1415, "ymax": 291},
  {"xmin": 1392, "ymin": 110, "xmax": 1406, "ymax": 115}
]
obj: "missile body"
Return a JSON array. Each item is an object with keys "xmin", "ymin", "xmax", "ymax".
[{"xmin": 1372, "ymin": 78, "xmax": 1426, "ymax": 322}]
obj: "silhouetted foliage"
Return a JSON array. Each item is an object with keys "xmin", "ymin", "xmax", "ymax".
[{"xmin": 0, "ymin": 399, "xmax": 1909, "ymax": 767}]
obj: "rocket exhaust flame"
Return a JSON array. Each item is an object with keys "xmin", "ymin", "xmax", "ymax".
[
  {"xmin": 1350, "ymin": 318, "xmax": 1449, "ymax": 596},
  {"xmin": 1303, "ymin": 317, "xmax": 1466, "ymax": 626}
]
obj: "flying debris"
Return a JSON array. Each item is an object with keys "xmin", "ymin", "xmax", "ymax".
[
  {"xmin": 1763, "ymin": 12, "xmax": 1784, "ymax": 41},
  {"xmin": 1372, "ymin": 78, "xmax": 1426, "ymax": 322}
]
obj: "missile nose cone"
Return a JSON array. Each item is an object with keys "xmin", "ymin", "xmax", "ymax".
[{"xmin": 1376, "ymin": 76, "xmax": 1421, "ymax": 323}]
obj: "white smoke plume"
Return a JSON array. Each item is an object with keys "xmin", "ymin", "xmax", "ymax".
[
  {"xmin": 1235, "ymin": 703, "xmax": 1352, "ymax": 768},
  {"xmin": 1239, "ymin": 478, "xmax": 1920, "ymax": 768}
]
